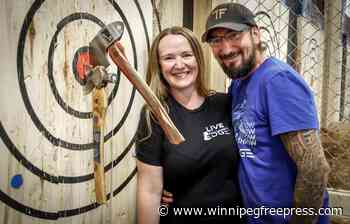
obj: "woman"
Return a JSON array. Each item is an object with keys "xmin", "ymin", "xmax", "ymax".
[{"xmin": 136, "ymin": 26, "xmax": 242, "ymax": 224}]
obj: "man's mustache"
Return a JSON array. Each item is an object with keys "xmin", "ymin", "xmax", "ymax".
[{"xmin": 219, "ymin": 52, "xmax": 239, "ymax": 60}]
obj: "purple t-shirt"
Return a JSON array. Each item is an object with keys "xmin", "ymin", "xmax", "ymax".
[{"xmin": 229, "ymin": 57, "xmax": 329, "ymax": 224}]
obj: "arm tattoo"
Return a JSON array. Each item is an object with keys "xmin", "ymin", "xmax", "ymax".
[{"xmin": 280, "ymin": 129, "xmax": 330, "ymax": 224}]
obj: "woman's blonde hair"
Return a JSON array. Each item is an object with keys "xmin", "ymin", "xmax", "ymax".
[{"xmin": 140, "ymin": 26, "xmax": 211, "ymax": 141}]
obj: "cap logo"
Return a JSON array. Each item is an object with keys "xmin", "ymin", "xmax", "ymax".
[{"xmin": 211, "ymin": 7, "xmax": 227, "ymax": 19}]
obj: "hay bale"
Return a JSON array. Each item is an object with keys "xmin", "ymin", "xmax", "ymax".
[{"xmin": 321, "ymin": 122, "xmax": 350, "ymax": 190}]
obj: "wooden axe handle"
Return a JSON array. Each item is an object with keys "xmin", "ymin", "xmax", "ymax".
[
  {"xmin": 92, "ymin": 88, "xmax": 107, "ymax": 204},
  {"xmin": 108, "ymin": 46, "xmax": 185, "ymax": 144}
]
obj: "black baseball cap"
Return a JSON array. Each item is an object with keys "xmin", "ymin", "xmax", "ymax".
[{"xmin": 201, "ymin": 3, "xmax": 257, "ymax": 42}]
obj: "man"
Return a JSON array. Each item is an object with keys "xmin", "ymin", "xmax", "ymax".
[{"xmin": 200, "ymin": 2, "xmax": 330, "ymax": 224}]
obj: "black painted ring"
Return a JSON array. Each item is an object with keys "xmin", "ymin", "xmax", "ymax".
[
  {"xmin": 0, "ymin": 121, "xmax": 136, "ymax": 184},
  {"xmin": 0, "ymin": 169, "xmax": 137, "ymax": 220}
]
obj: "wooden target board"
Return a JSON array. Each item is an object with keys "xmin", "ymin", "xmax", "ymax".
[{"xmin": 0, "ymin": 0, "xmax": 152, "ymax": 223}]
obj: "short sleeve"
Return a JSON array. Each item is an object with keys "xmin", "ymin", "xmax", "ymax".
[
  {"xmin": 135, "ymin": 108, "xmax": 164, "ymax": 166},
  {"xmin": 265, "ymin": 71, "xmax": 319, "ymax": 136}
]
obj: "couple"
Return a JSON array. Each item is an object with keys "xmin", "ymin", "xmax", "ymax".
[{"xmin": 135, "ymin": 3, "xmax": 330, "ymax": 224}]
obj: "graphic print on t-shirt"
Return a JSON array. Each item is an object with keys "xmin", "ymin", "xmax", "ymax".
[
  {"xmin": 232, "ymin": 99, "xmax": 256, "ymax": 156},
  {"xmin": 203, "ymin": 122, "xmax": 231, "ymax": 141}
]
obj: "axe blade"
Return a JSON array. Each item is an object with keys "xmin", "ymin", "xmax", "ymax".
[{"xmin": 89, "ymin": 21, "xmax": 124, "ymax": 67}]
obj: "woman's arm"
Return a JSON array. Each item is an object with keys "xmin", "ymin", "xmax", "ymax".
[{"xmin": 136, "ymin": 160, "xmax": 163, "ymax": 224}]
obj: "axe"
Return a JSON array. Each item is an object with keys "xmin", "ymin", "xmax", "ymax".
[{"xmin": 85, "ymin": 22, "xmax": 185, "ymax": 204}]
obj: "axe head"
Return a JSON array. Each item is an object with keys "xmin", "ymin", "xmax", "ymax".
[
  {"xmin": 83, "ymin": 21, "xmax": 124, "ymax": 95},
  {"xmin": 89, "ymin": 21, "xmax": 124, "ymax": 68}
]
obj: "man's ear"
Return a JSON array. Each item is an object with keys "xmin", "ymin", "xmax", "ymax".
[{"xmin": 250, "ymin": 26, "xmax": 261, "ymax": 45}]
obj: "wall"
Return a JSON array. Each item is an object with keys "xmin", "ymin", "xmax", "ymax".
[{"xmin": 0, "ymin": 0, "xmax": 349, "ymax": 223}]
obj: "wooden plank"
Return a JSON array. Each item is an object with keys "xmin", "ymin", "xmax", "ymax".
[
  {"xmin": 193, "ymin": 0, "xmax": 213, "ymax": 90},
  {"xmin": 329, "ymin": 188, "xmax": 350, "ymax": 218},
  {"xmin": 297, "ymin": 16, "xmax": 325, "ymax": 117},
  {"xmin": 1, "ymin": 1, "xmax": 60, "ymax": 223},
  {"xmin": 158, "ymin": 0, "xmax": 183, "ymax": 28},
  {"xmin": 345, "ymin": 46, "xmax": 350, "ymax": 120},
  {"xmin": 321, "ymin": 0, "xmax": 343, "ymax": 127}
]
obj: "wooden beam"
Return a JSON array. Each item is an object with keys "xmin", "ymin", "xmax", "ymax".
[
  {"xmin": 193, "ymin": 0, "xmax": 212, "ymax": 90},
  {"xmin": 158, "ymin": 0, "xmax": 183, "ymax": 28},
  {"xmin": 321, "ymin": 0, "xmax": 343, "ymax": 127},
  {"xmin": 183, "ymin": 0, "xmax": 194, "ymax": 30}
]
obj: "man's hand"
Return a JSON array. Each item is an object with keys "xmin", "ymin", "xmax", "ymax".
[
  {"xmin": 161, "ymin": 190, "xmax": 174, "ymax": 207},
  {"xmin": 280, "ymin": 129, "xmax": 330, "ymax": 224}
]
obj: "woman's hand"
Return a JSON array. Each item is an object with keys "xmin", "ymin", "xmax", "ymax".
[{"xmin": 161, "ymin": 190, "xmax": 174, "ymax": 207}]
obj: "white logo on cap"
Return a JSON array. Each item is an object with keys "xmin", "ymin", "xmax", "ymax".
[{"xmin": 212, "ymin": 7, "xmax": 227, "ymax": 19}]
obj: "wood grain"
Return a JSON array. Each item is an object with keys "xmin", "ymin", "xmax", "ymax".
[{"xmin": 92, "ymin": 88, "xmax": 107, "ymax": 204}]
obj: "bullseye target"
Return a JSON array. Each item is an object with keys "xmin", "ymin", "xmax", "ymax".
[
  {"xmin": 72, "ymin": 46, "xmax": 93, "ymax": 86},
  {"xmin": 0, "ymin": 0, "xmax": 152, "ymax": 221}
]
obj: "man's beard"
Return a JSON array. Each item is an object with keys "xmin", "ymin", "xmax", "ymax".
[{"xmin": 219, "ymin": 44, "xmax": 257, "ymax": 80}]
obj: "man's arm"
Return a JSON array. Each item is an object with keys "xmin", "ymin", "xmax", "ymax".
[{"xmin": 280, "ymin": 129, "xmax": 330, "ymax": 224}]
